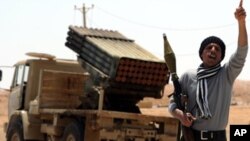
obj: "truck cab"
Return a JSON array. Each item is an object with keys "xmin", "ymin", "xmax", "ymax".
[{"xmin": 5, "ymin": 53, "xmax": 86, "ymax": 141}]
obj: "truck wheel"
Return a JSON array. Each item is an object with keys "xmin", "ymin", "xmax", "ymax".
[
  {"xmin": 6, "ymin": 118, "xmax": 24, "ymax": 141},
  {"xmin": 62, "ymin": 121, "xmax": 83, "ymax": 141}
]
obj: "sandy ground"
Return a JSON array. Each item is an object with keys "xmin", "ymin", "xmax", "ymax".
[
  {"xmin": 0, "ymin": 90, "xmax": 8, "ymax": 141},
  {"xmin": 0, "ymin": 83, "xmax": 249, "ymax": 141}
]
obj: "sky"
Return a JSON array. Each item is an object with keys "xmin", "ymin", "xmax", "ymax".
[{"xmin": 0, "ymin": 0, "xmax": 249, "ymax": 89}]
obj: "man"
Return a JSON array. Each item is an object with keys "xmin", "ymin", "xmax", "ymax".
[{"xmin": 168, "ymin": 0, "xmax": 248, "ymax": 141}]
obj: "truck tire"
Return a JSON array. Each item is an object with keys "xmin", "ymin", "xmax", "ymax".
[
  {"xmin": 62, "ymin": 121, "xmax": 83, "ymax": 141},
  {"xmin": 6, "ymin": 118, "xmax": 24, "ymax": 141}
]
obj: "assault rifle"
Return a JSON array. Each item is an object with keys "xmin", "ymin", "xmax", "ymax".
[{"xmin": 163, "ymin": 34, "xmax": 194, "ymax": 141}]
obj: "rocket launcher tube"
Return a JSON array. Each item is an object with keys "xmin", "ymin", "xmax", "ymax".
[
  {"xmin": 163, "ymin": 33, "xmax": 183, "ymax": 109},
  {"xmin": 163, "ymin": 34, "xmax": 178, "ymax": 81},
  {"xmin": 163, "ymin": 33, "xmax": 194, "ymax": 141}
]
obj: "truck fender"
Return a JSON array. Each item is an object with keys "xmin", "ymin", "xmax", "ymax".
[
  {"xmin": 8, "ymin": 110, "xmax": 44, "ymax": 140},
  {"xmin": 20, "ymin": 110, "xmax": 30, "ymax": 139}
]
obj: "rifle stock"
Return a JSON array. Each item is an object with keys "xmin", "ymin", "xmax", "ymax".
[{"xmin": 163, "ymin": 34, "xmax": 194, "ymax": 141}]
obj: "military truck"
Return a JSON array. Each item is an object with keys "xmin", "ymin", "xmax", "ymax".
[{"xmin": 4, "ymin": 26, "xmax": 178, "ymax": 141}]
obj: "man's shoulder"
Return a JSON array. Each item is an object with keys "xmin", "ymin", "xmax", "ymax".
[
  {"xmin": 181, "ymin": 69, "xmax": 197, "ymax": 80},
  {"xmin": 183, "ymin": 69, "xmax": 197, "ymax": 76}
]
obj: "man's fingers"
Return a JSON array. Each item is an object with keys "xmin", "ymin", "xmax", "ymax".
[
  {"xmin": 239, "ymin": 0, "xmax": 243, "ymax": 8},
  {"xmin": 186, "ymin": 113, "xmax": 196, "ymax": 121}
]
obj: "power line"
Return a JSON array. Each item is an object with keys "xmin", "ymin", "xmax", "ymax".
[{"xmin": 95, "ymin": 5, "xmax": 249, "ymax": 31}]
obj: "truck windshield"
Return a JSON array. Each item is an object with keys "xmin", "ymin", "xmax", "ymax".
[{"xmin": 13, "ymin": 65, "xmax": 29, "ymax": 87}]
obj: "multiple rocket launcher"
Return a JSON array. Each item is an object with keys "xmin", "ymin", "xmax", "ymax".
[{"xmin": 65, "ymin": 26, "xmax": 170, "ymax": 106}]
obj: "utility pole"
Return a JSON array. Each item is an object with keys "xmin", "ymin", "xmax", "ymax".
[{"xmin": 74, "ymin": 3, "xmax": 94, "ymax": 28}]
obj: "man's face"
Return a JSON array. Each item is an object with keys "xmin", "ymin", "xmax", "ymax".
[{"xmin": 201, "ymin": 43, "xmax": 222, "ymax": 68}]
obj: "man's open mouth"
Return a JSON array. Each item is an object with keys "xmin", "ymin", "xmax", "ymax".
[{"xmin": 208, "ymin": 53, "xmax": 216, "ymax": 60}]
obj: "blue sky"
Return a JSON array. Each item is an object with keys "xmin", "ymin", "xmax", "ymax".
[{"xmin": 0, "ymin": 0, "xmax": 249, "ymax": 88}]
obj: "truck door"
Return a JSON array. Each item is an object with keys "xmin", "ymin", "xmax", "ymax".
[{"xmin": 8, "ymin": 64, "xmax": 29, "ymax": 118}]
